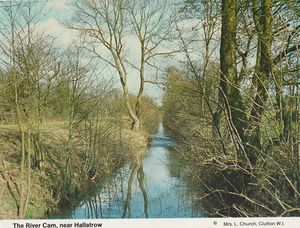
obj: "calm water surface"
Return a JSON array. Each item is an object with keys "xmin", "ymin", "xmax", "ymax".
[{"xmin": 56, "ymin": 123, "xmax": 204, "ymax": 218}]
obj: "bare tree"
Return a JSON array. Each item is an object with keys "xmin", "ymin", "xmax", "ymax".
[
  {"xmin": 126, "ymin": 0, "xmax": 177, "ymax": 127},
  {"xmin": 0, "ymin": 1, "xmax": 60, "ymax": 217},
  {"xmin": 71, "ymin": 0, "xmax": 176, "ymax": 129}
]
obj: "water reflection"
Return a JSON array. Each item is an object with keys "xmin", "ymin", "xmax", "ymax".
[
  {"xmin": 55, "ymin": 123, "xmax": 204, "ymax": 218},
  {"xmin": 121, "ymin": 163, "xmax": 149, "ymax": 218},
  {"xmin": 137, "ymin": 165, "xmax": 148, "ymax": 218}
]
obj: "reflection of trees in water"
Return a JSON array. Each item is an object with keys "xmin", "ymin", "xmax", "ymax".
[
  {"xmin": 75, "ymin": 173, "xmax": 126, "ymax": 219},
  {"xmin": 76, "ymin": 161, "xmax": 149, "ymax": 219},
  {"xmin": 137, "ymin": 165, "xmax": 148, "ymax": 218},
  {"xmin": 85, "ymin": 195, "xmax": 100, "ymax": 218},
  {"xmin": 122, "ymin": 163, "xmax": 148, "ymax": 218},
  {"xmin": 167, "ymin": 149, "xmax": 182, "ymax": 178},
  {"xmin": 54, "ymin": 138, "xmax": 206, "ymax": 218},
  {"xmin": 121, "ymin": 163, "xmax": 139, "ymax": 218},
  {"xmin": 166, "ymin": 149, "xmax": 206, "ymax": 217}
]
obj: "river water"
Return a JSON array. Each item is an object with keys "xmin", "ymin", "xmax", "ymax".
[{"xmin": 55, "ymin": 123, "xmax": 204, "ymax": 218}]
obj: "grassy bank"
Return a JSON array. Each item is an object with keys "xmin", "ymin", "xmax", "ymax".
[{"xmin": 0, "ymin": 119, "xmax": 153, "ymax": 219}]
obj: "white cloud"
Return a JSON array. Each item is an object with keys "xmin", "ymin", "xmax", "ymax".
[
  {"xmin": 124, "ymin": 34, "xmax": 140, "ymax": 60},
  {"xmin": 35, "ymin": 16, "xmax": 165, "ymax": 100},
  {"xmin": 36, "ymin": 18, "xmax": 79, "ymax": 47}
]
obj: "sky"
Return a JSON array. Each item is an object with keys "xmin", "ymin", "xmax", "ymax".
[
  {"xmin": 0, "ymin": 0, "xmax": 203, "ymax": 105},
  {"xmin": 41, "ymin": 0, "xmax": 170, "ymax": 105}
]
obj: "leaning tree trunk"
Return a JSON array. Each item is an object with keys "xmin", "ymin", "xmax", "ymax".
[
  {"xmin": 123, "ymin": 84, "xmax": 141, "ymax": 130},
  {"xmin": 113, "ymin": 52, "xmax": 141, "ymax": 130}
]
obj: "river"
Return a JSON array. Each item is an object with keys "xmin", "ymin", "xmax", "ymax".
[{"xmin": 54, "ymin": 123, "xmax": 204, "ymax": 218}]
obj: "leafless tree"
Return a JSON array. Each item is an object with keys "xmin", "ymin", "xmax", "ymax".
[{"xmin": 71, "ymin": 0, "xmax": 177, "ymax": 129}]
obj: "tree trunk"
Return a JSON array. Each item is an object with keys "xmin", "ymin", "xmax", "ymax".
[
  {"xmin": 135, "ymin": 41, "xmax": 146, "ymax": 129},
  {"xmin": 123, "ymin": 84, "xmax": 141, "ymax": 130},
  {"xmin": 113, "ymin": 53, "xmax": 141, "ymax": 130},
  {"xmin": 249, "ymin": 0, "xmax": 273, "ymax": 152},
  {"xmin": 220, "ymin": 0, "xmax": 254, "ymax": 163}
]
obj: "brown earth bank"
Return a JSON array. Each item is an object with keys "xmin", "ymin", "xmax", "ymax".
[{"xmin": 0, "ymin": 120, "xmax": 155, "ymax": 219}]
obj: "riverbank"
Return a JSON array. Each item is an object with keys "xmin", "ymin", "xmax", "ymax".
[
  {"xmin": 0, "ymin": 121, "xmax": 150, "ymax": 219},
  {"xmin": 162, "ymin": 69, "xmax": 300, "ymax": 217},
  {"xmin": 51, "ymin": 123, "xmax": 202, "ymax": 219}
]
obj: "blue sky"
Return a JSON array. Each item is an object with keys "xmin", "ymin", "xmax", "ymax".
[
  {"xmin": 0, "ymin": 0, "xmax": 204, "ymax": 105},
  {"xmin": 39, "ymin": 0, "xmax": 167, "ymax": 104}
]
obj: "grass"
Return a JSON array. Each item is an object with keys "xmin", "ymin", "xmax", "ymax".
[
  {"xmin": 122, "ymin": 128, "xmax": 148, "ymax": 163},
  {"xmin": 0, "ymin": 121, "xmax": 67, "ymax": 219},
  {"xmin": 0, "ymin": 187, "xmax": 18, "ymax": 219},
  {"xmin": 0, "ymin": 119, "xmax": 151, "ymax": 219}
]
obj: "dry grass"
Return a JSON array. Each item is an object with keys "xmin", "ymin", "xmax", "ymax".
[
  {"xmin": 121, "ymin": 128, "xmax": 148, "ymax": 164},
  {"xmin": 0, "ymin": 121, "xmax": 68, "ymax": 219},
  {"xmin": 0, "ymin": 154, "xmax": 51, "ymax": 219},
  {"xmin": 0, "ymin": 119, "xmax": 151, "ymax": 218}
]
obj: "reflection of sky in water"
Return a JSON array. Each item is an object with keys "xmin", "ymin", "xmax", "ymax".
[{"xmin": 57, "ymin": 123, "xmax": 203, "ymax": 219}]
